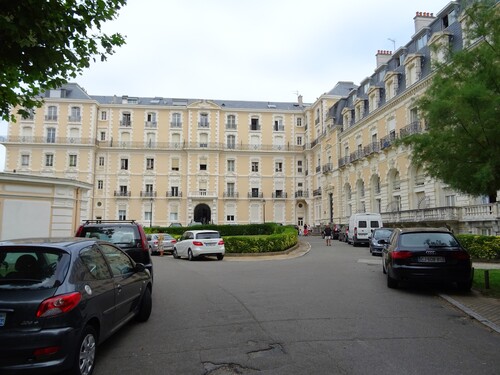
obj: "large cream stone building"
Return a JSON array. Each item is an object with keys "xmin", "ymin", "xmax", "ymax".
[{"xmin": 1, "ymin": 1, "xmax": 498, "ymax": 234}]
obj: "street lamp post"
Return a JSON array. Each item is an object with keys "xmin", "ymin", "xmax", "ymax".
[{"xmin": 262, "ymin": 199, "xmax": 266, "ymax": 223}]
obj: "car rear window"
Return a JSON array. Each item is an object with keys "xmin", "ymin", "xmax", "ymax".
[
  {"xmin": 79, "ymin": 226, "xmax": 139, "ymax": 248},
  {"xmin": 400, "ymin": 232, "xmax": 459, "ymax": 249},
  {"xmin": 0, "ymin": 248, "xmax": 69, "ymax": 290},
  {"xmin": 197, "ymin": 232, "xmax": 220, "ymax": 239},
  {"xmin": 373, "ymin": 229, "xmax": 393, "ymax": 239}
]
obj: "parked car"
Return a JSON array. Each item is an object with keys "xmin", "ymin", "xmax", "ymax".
[
  {"xmin": 0, "ymin": 237, "xmax": 152, "ymax": 375},
  {"xmin": 381, "ymin": 227, "xmax": 473, "ymax": 290},
  {"xmin": 332, "ymin": 224, "xmax": 340, "ymax": 240},
  {"xmin": 188, "ymin": 221, "xmax": 203, "ymax": 227},
  {"xmin": 369, "ymin": 228, "xmax": 394, "ymax": 256},
  {"xmin": 75, "ymin": 220, "xmax": 153, "ymax": 279},
  {"xmin": 348, "ymin": 213, "xmax": 383, "ymax": 246},
  {"xmin": 338, "ymin": 225, "xmax": 349, "ymax": 242},
  {"xmin": 147, "ymin": 233, "xmax": 177, "ymax": 255},
  {"xmin": 168, "ymin": 222, "xmax": 182, "ymax": 227},
  {"xmin": 173, "ymin": 230, "xmax": 225, "ymax": 261}
]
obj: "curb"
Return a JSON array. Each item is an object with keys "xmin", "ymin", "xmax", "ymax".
[{"xmin": 439, "ymin": 293, "xmax": 500, "ymax": 334}]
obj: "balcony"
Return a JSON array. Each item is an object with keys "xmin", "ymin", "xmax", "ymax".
[
  {"xmin": 322, "ymin": 163, "xmax": 333, "ymax": 173},
  {"xmin": 145, "ymin": 121, "xmax": 157, "ymax": 128},
  {"xmin": 315, "ymin": 166, "xmax": 321, "ymax": 173},
  {"xmin": 114, "ymin": 191, "xmax": 131, "ymax": 197},
  {"xmin": 226, "ymin": 123, "xmax": 237, "ymax": 130},
  {"xmin": 313, "ymin": 188, "xmax": 322, "ymax": 197},
  {"xmin": 295, "ymin": 190, "xmax": 309, "ymax": 198},
  {"xmin": 272, "ymin": 192, "xmax": 287, "ymax": 199},
  {"xmin": 170, "ymin": 121, "xmax": 182, "ymax": 128},
  {"xmin": 223, "ymin": 191, "xmax": 239, "ymax": 198},
  {"xmin": 189, "ymin": 190, "xmax": 216, "ymax": 198},
  {"xmin": 120, "ymin": 120, "xmax": 132, "ymax": 127},
  {"xmin": 400, "ymin": 121, "xmax": 422, "ymax": 138},
  {"xmin": 364, "ymin": 142, "xmax": 380, "ymax": 156},
  {"xmin": 350, "ymin": 149, "xmax": 364, "ymax": 162},
  {"xmin": 273, "ymin": 125, "xmax": 285, "ymax": 132},
  {"xmin": 68, "ymin": 116, "xmax": 81, "ymax": 123},
  {"xmin": 250, "ymin": 124, "xmax": 261, "ymax": 131},
  {"xmin": 248, "ymin": 192, "xmax": 264, "ymax": 199},
  {"xmin": 166, "ymin": 191, "xmax": 182, "ymax": 198},
  {"xmin": 380, "ymin": 133, "xmax": 397, "ymax": 150},
  {"xmin": 140, "ymin": 191, "xmax": 157, "ymax": 198},
  {"xmin": 338, "ymin": 156, "xmax": 350, "ymax": 168},
  {"xmin": 45, "ymin": 115, "xmax": 58, "ymax": 121},
  {"xmin": 198, "ymin": 121, "xmax": 210, "ymax": 128},
  {"xmin": 0, "ymin": 135, "xmax": 96, "ymax": 145}
]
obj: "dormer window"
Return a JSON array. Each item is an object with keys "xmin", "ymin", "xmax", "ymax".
[{"xmin": 404, "ymin": 54, "xmax": 424, "ymax": 87}]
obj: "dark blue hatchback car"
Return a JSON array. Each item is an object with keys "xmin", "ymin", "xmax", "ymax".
[{"xmin": 0, "ymin": 238, "xmax": 152, "ymax": 375}]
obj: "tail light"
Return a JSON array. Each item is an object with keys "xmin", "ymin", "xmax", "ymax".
[
  {"xmin": 193, "ymin": 241, "xmax": 204, "ymax": 246},
  {"xmin": 391, "ymin": 251, "xmax": 413, "ymax": 259},
  {"xmin": 33, "ymin": 346, "xmax": 61, "ymax": 359},
  {"xmin": 36, "ymin": 292, "xmax": 81, "ymax": 318},
  {"xmin": 354, "ymin": 227, "xmax": 358, "ymax": 236},
  {"xmin": 172, "ymin": 239, "xmax": 177, "ymax": 244},
  {"xmin": 451, "ymin": 251, "xmax": 470, "ymax": 260},
  {"xmin": 154, "ymin": 240, "xmax": 158, "ymax": 245},
  {"xmin": 75, "ymin": 225, "xmax": 84, "ymax": 236},
  {"xmin": 139, "ymin": 227, "xmax": 149, "ymax": 251},
  {"xmin": 218, "ymin": 240, "xmax": 224, "ymax": 245}
]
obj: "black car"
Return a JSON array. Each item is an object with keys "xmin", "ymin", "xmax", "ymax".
[
  {"xmin": 369, "ymin": 228, "xmax": 394, "ymax": 256},
  {"xmin": 0, "ymin": 238, "xmax": 152, "ymax": 375},
  {"xmin": 381, "ymin": 228, "xmax": 473, "ymax": 290},
  {"xmin": 75, "ymin": 220, "xmax": 153, "ymax": 280}
]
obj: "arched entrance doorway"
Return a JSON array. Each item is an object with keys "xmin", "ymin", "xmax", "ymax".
[{"xmin": 193, "ymin": 203, "xmax": 211, "ymax": 224}]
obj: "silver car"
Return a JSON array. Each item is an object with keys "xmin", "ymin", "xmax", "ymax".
[
  {"xmin": 147, "ymin": 233, "xmax": 177, "ymax": 255},
  {"xmin": 173, "ymin": 230, "xmax": 225, "ymax": 261}
]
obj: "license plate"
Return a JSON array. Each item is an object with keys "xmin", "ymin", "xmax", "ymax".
[
  {"xmin": 205, "ymin": 243, "xmax": 216, "ymax": 246},
  {"xmin": 0, "ymin": 312, "xmax": 6, "ymax": 327},
  {"xmin": 418, "ymin": 256, "xmax": 445, "ymax": 263}
]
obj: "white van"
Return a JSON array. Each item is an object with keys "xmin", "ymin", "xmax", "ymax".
[{"xmin": 348, "ymin": 213, "xmax": 383, "ymax": 246}]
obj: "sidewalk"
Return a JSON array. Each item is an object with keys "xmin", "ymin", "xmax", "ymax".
[
  {"xmin": 440, "ymin": 261, "xmax": 500, "ymax": 334},
  {"xmin": 227, "ymin": 242, "xmax": 500, "ymax": 333}
]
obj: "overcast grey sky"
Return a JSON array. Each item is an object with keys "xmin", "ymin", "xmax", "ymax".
[{"xmin": 0, "ymin": 0, "xmax": 451, "ymax": 170}]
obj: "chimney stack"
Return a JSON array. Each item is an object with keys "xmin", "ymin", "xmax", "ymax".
[
  {"xmin": 298, "ymin": 95, "xmax": 303, "ymax": 107},
  {"xmin": 376, "ymin": 50, "xmax": 392, "ymax": 69},
  {"xmin": 414, "ymin": 11, "xmax": 435, "ymax": 34}
]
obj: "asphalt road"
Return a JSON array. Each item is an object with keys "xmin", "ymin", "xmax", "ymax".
[{"xmin": 93, "ymin": 237, "xmax": 500, "ymax": 375}]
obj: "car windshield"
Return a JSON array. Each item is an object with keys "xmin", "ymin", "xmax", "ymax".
[
  {"xmin": 373, "ymin": 229, "xmax": 393, "ymax": 239},
  {"xmin": 0, "ymin": 248, "xmax": 69, "ymax": 290},
  {"xmin": 197, "ymin": 232, "xmax": 220, "ymax": 239},
  {"xmin": 400, "ymin": 232, "xmax": 459, "ymax": 249}
]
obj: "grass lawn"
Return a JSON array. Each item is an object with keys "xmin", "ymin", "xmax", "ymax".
[{"xmin": 473, "ymin": 269, "xmax": 500, "ymax": 298}]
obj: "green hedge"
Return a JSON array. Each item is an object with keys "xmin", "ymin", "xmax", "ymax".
[
  {"xmin": 145, "ymin": 223, "xmax": 297, "ymax": 254},
  {"xmin": 457, "ymin": 234, "xmax": 500, "ymax": 260}
]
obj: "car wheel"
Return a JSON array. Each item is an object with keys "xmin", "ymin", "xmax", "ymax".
[
  {"xmin": 387, "ymin": 271, "xmax": 398, "ymax": 289},
  {"xmin": 217, "ymin": 254, "xmax": 224, "ymax": 261},
  {"xmin": 188, "ymin": 249, "xmax": 194, "ymax": 261},
  {"xmin": 136, "ymin": 287, "xmax": 152, "ymax": 322},
  {"xmin": 173, "ymin": 249, "xmax": 179, "ymax": 259},
  {"xmin": 382, "ymin": 260, "xmax": 387, "ymax": 274},
  {"xmin": 72, "ymin": 325, "xmax": 97, "ymax": 375}
]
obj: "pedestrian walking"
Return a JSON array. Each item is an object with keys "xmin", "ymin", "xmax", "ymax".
[
  {"xmin": 303, "ymin": 224, "xmax": 309, "ymax": 236},
  {"xmin": 323, "ymin": 224, "xmax": 332, "ymax": 246}
]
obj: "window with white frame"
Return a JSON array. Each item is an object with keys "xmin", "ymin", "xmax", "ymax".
[
  {"xmin": 297, "ymin": 160, "xmax": 303, "ymax": 173},
  {"xmin": 275, "ymin": 161, "xmax": 283, "ymax": 173},
  {"xmin": 296, "ymin": 117, "xmax": 302, "ymax": 127},
  {"xmin": 98, "ymin": 156, "xmax": 105, "ymax": 167},
  {"xmin": 172, "ymin": 113, "xmax": 181, "ymax": 127},
  {"xmin": 171, "ymin": 158, "xmax": 179, "ymax": 171},
  {"xmin": 120, "ymin": 158, "xmax": 129, "ymax": 170},
  {"xmin": 146, "ymin": 158, "xmax": 154, "ymax": 170},
  {"xmin": 45, "ymin": 154, "xmax": 54, "ymax": 167},
  {"xmin": 274, "ymin": 116, "xmax": 284, "ymax": 131},
  {"xmin": 47, "ymin": 105, "xmax": 57, "ymax": 121},
  {"xmin": 46, "ymin": 127, "xmax": 56, "ymax": 143},
  {"xmin": 100, "ymin": 131, "xmax": 106, "ymax": 141},
  {"xmin": 227, "ymin": 134, "xmax": 236, "ymax": 149},
  {"xmin": 70, "ymin": 106, "xmax": 81, "ymax": 122},
  {"xmin": 251, "ymin": 161, "xmax": 259, "ymax": 172},
  {"xmin": 69, "ymin": 154, "xmax": 77, "ymax": 167},
  {"xmin": 445, "ymin": 194, "xmax": 456, "ymax": 206},
  {"xmin": 296, "ymin": 136, "xmax": 302, "ymax": 146},
  {"xmin": 199, "ymin": 113, "xmax": 209, "ymax": 127},
  {"xmin": 227, "ymin": 114, "xmax": 236, "ymax": 129},
  {"xmin": 21, "ymin": 154, "xmax": 30, "ymax": 166},
  {"xmin": 118, "ymin": 209, "xmax": 126, "ymax": 220},
  {"xmin": 97, "ymin": 180, "xmax": 103, "ymax": 190},
  {"xmin": 100, "ymin": 111, "xmax": 107, "ymax": 121},
  {"xmin": 227, "ymin": 159, "xmax": 235, "ymax": 172}
]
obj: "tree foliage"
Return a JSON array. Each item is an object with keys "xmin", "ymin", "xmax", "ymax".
[
  {"xmin": 400, "ymin": 0, "xmax": 500, "ymax": 200},
  {"xmin": 0, "ymin": 0, "xmax": 126, "ymax": 121}
]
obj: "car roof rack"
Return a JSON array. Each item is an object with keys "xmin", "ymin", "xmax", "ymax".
[{"xmin": 82, "ymin": 220, "xmax": 137, "ymax": 224}]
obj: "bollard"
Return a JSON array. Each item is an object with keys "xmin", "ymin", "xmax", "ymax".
[{"xmin": 484, "ymin": 270, "xmax": 490, "ymax": 289}]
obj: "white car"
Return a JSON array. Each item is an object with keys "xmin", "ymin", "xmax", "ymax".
[{"xmin": 173, "ymin": 230, "xmax": 225, "ymax": 261}]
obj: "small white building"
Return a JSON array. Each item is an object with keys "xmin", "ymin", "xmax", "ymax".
[{"xmin": 0, "ymin": 172, "xmax": 92, "ymax": 240}]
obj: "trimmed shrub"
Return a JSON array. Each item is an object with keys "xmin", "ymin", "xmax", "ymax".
[{"xmin": 457, "ymin": 234, "xmax": 500, "ymax": 260}]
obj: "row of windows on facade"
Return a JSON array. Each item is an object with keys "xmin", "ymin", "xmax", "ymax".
[
  {"xmin": 20, "ymin": 154, "xmax": 305, "ymax": 174},
  {"xmin": 30, "ymin": 106, "xmax": 305, "ymax": 130}
]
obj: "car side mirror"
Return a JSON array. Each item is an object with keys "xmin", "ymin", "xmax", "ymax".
[
  {"xmin": 134, "ymin": 263, "xmax": 146, "ymax": 273},
  {"xmin": 378, "ymin": 239, "xmax": 387, "ymax": 245}
]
